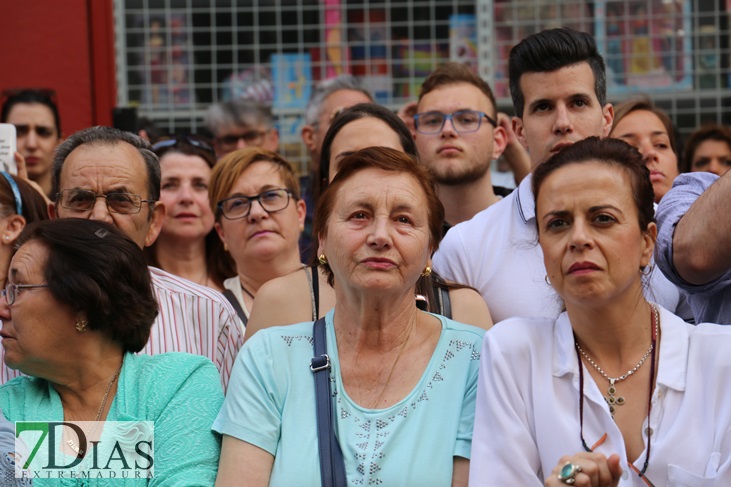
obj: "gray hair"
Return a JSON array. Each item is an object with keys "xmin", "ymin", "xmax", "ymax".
[
  {"xmin": 52, "ymin": 126, "xmax": 161, "ymax": 202},
  {"xmin": 304, "ymin": 75, "xmax": 373, "ymax": 126},
  {"xmin": 204, "ymin": 99, "xmax": 274, "ymax": 136}
]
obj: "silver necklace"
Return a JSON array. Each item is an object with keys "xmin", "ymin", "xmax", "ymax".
[
  {"xmin": 575, "ymin": 305, "xmax": 659, "ymax": 417},
  {"xmin": 66, "ymin": 362, "xmax": 123, "ymax": 457}
]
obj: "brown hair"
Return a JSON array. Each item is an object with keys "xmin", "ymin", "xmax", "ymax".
[
  {"xmin": 314, "ymin": 146, "xmax": 444, "ymax": 286},
  {"xmin": 533, "ymin": 137, "xmax": 655, "ymax": 234},
  {"xmin": 419, "ymin": 62, "xmax": 498, "ymax": 117},
  {"xmin": 0, "ymin": 174, "xmax": 49, "ymax": 223},
  {"xmin": 209, "ymin": 147, "xmax": 301, "ymax": 221},
  {"xmin": 611, "ymin": 96, "xmax": 680, "ymax": 169}
]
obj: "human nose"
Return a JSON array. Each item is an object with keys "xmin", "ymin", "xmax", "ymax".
[
  {"xmin": 89, "ymin": 195, "xmax": 114, "ymax": 223},
  {"xmin": 366, "ymin": 217, "xmax": 392, "ymax": 249},
  {"xmin": 178, "ymin": 183, "xmax": 194, "ymax": 204},
  {"xmin": 708, "ymin": 159, "xmax": 722, "ymax": 176},
  {"xmin": 235, "ymin": 137, "xmax": 248, "ymax": 149},
  {"xmin": 569, "ymin": 220, "xmax": 592, "ymax": 251},
  {"xmin": 24, "ymin": 128, "xmax": 39, "ymax": 149},
  {"xmin": 552, "ymin": 105, "xmax": 573, "ymax": 135},
  {"xmin": 0, "ymin": 290, "xmax": 11, "ymax": 322},
  {"xmin": 245, "ymin": 197, "xmax": 268, "ymax": 222},
  {"xmin": 640, "ymin": 141, "xmax": 659, "ymax": 166},
  {"xmin": 440, "ymin": 115, "xmax": 458, "ymax": 137}
]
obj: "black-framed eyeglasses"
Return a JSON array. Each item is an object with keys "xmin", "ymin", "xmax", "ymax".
[
  {"xmin": 414, "ymin": 109, "xmax": 497, "ymax": 134},
  {"xmin": 216, "ymin": 130, "xmax": 269, "ymax": 148},
  {"xmin": 151, "ymin": 135, "xmax": 216, "ymax": 160},
  {"xmin": 57, "ymin": 189, "xmax": 155, "ymax": 215},
  {"xmin": 217, "ymin": 188, "xmax": 292, "ymax": 220},
  {"xmin": 1, "ymin": 282, "xmax": 50, "ymax": 306}
]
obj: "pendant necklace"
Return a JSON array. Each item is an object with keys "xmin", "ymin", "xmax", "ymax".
[{"xmin": 575, "ymin": 304, "xmax": 659, "ymax": 417}]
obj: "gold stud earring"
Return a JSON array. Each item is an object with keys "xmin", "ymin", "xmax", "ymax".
[
  {"xmin": 75, "ymin": 320, "xmax": 88, "ymax": 333},
  {"xmin": 318, "ymin": 254, "xmax": 328, "ymax": 265},
  {"xmin": 421, "ymin": 266, "xmax": 432, "ymax": 277}
]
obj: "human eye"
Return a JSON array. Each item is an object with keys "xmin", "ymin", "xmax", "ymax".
[
  {"xmin": 194, "ymin": 181, "xmax": 209, "ymax": 190},
  {"xmin": 421, "ymin": 113, "xmax": 443, "ymax": 127},
  {"xmin": 593, "ymin": 214, "xmax": 617, "ymax": 225},
  {"xmin": 349, "ymin": 211, "xmax": 369, "ymax": 220},
  {"xmin": 64, "ymin": 190, "xmax": 95, "ymax": 209},
  {"xmin": 693, "ymin": 158, "xmax": 709, "ymax": 168},
  {"xmin": 227, "ymin": 198, "xmax": 249, "ymax": 210},
  {"xmin": 107, "ymin": 193, "xmax": 138, "ymax": 211},
  {"xmin": 455, "ymin": 111, "xmax": 478, "ymax": 124},
  {"xmin": 532, "ymin": 103, "xmax": 551, "ymax": 113},
  {"xmin": 722, "ymin": 159, "xmax": 731, "ymax": 167},
  {"xmin": 395, "ymin": 215, "xmax": 413, "ymax": 225},
  {"xmin": 261, "ymin": 190, "xmax": 285, "ymax": 203},
  {"xmin": 161, "ymin": 181, "xmax": 178, "ymax": 190},
  {"xmin": 545, "ymin": 218, "xmax": 568, "ymax": 231},
  {"xmin": 572, "ymin": 99, "xmax": 588, "ymax": 108},
  {"xmin": 36, "ymin": 126, "xmax": 55, "ymax": 138}
]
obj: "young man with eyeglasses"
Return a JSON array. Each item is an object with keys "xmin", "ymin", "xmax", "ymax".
[
  {"xmin": 0, "ymin": 126, "xmax": 245, "ymax": 390},
  {"xmin": 414, "ymin": 63, "xmax": 508, "ymax": 229},
  {"xmin": 204, "ymin": 98, "xmax": 279, "ymax": 158},
  {"xmin": 1, "ymin": 89, "xmax": 63, "ymax": 197}
]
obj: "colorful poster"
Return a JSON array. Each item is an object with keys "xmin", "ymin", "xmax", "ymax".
[{"xmin": 271, "ymin": 53, "xmax": 312, "ymax": 110}]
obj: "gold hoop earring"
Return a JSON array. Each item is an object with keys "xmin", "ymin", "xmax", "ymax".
[
  {"xmin": 75, "ymin": 320, "xmax": 88, "ymax": 333},
  {"xmin": 318, "ymin": 254, "xmax": 328, "ymax": 265},
  {"xmin": 421, "ymin": 266, "xmax": 432, "ymax": 277}
]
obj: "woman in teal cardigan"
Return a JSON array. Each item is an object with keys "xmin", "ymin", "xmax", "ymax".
[{"xmin": 0, "ymin": 218, "xmax": 222, "ymax": 485}]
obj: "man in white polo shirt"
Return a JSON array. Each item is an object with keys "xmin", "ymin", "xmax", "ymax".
[{"xmin": 432, "ymin": 28, "xmax": 685, "ymax": 323}]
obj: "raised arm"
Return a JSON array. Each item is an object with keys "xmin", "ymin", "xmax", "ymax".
[{"xmin": 658, "ymin": 172, "xmax": 731, "ymax": 285}]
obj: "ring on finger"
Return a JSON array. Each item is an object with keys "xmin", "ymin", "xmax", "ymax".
[{"xmin": 558, "ymin": 462, "xmax": 582, "ymax": 485}]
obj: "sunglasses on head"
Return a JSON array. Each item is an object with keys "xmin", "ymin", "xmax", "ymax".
[{"xmin": 151, "ymin": 135, "xmax": 216, "ymax": 160}]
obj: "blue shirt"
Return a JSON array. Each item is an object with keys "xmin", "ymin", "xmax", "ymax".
[
  {"xmin": 656, "ymin": 172, "xmax": 731, "ymax": 324},
  {"xmin": 213, "ymin": 310, "xmax": 483, "ymax": 486}
]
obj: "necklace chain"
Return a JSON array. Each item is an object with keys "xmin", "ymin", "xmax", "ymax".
[
  {"xmin": 367, "ymin": 316, "xmax": 416, "ymax": 409},
  {"xmin": 575, "ymin": 305, "xmax": 659, "ymax": 416},
  {"xmin": 67, "ymin": 361, "xmax": 123, "ymax": 457}
]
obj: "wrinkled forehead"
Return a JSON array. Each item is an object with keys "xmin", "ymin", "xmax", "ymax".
[{"xmin": 59, "ymin": 142, "xmax": 149, "ymax": 193}]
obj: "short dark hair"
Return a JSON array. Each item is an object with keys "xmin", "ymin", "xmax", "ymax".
[
  {"xmin": 1, "ymin": 89, "xmax": 62, "ymax": 135},
  {"xmin": 16, "ymin": 219, "xmax": 158, "ymax": 353},
  {"xmin": 419, "ymin": 62, "xmax": 497, "ymax": 117},
  {"xmin": 317, "ymin": 103, "xmax": 417, "ymax": 205},
  {"xmin": 314, "ymin": 146, "xmax": 443, "ymax": 286},
  {"xmin": 682, "ymin": 123, "xmax": 731, "ymax": 173},
  {"xmin": 532, "ymin": 137, "xmax": 655, "ymax": 234},
  {"xmin": 0, "ymin": 173, "xmax": 50, "ymax": 223},
  {"xmin": 52, "ymin": 126, "xmax": 161, "ymax": 204},
  {"xmin": 509, "ymin": 28, "xmax": 607, "ymax": 118}
]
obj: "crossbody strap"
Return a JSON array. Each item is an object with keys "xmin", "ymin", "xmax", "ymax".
[
  {"xmin": 222, "ymin": 289, "xmax": 248, "ymax": 326},
  {"xmin": 438, "ymin": 286, "xmax": 452, "ymax": 319},
  {"xmin": 311, "ymin": 317, "xmax": 346, "ymax": 487}
]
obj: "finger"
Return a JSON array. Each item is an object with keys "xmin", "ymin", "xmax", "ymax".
[
  {"xmin": 14, "ymin": 152, "xmax": 28, "ymax": 179},
  {"xmin": 607, "ymin": 454, "xmax": 623, "ymax": 486}
]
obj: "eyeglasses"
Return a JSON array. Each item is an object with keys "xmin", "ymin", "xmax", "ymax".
[
  {"xmin": 1, "ymin": 282, "xmax": 50, "ymax": 306},
  {"xmin": 217, "ymin": 188, "xmax": 292, "ymax": 220},
  {"xmin": 414, "ymin": 110, "xmax": 497, "ymax": 135},
  {"xmin": 57, "ymin": 189, "xmax": 155, "ymax": 215},
  {"xmin": 151, "ymin": 135, "xmax": 216, "ymax": 160},
  {"xmin": 216, "ymin": 130, "xmax": 269, "ymax": 149}
]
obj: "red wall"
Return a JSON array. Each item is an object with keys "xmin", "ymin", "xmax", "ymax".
[{"xmin": 0, "ymin": 0, "xmax": 116, "ymax": 135}]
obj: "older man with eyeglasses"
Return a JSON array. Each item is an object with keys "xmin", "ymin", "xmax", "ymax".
[
  {"xmin": 0, "ymin": 126, "xmax": 244, "ymax": 390},
  {"xmin": 204, "ymin": 99, "xmax": 279, "ymax": 158}
]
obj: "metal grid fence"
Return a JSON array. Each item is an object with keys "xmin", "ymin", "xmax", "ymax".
[{"xmin": 115, "ymin": 0, "xmax": 731, "ymax": 171}]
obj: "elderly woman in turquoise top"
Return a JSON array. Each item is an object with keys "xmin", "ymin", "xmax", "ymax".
[
  {"xmin": 0, "ymin": 218, "xmax": 223, "ymax": 486},
  {"xmin": 214, "ymin": 147, "xmax": 483, "ymax": 486}
]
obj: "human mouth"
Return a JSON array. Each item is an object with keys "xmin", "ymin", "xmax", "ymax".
[
  {"xmin": 550, "ymin": 142, "xmax": 574, "ymax": 155},
  {"xmin": 25, "ymin": 156, "xmax": 40, "ymax": 166},
  {"xmin": 175, "ymin": 212, "xmax": 198, "ymax": 220},
  {"xmin": 649, "ymin": 171, "xmax": 664, "ymax": 183},
  {"xmin": 568, "ymin": 261, "xmax": 601, "ymax": 275},
  {"xmin": 249, "ymin": 229, "xmax": 274, "ymax": 239},
  {"xmin": 361, "ymin": 257, "xmax": 397, "ymax": 269},
  {"xmin": 438, "ymin": 145, "xmax": 462, "ymax": 156}
]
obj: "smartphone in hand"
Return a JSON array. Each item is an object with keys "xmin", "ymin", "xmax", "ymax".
[{"xmin": 0, "ymin": 124, "xmax": 17, "ymax": 175}]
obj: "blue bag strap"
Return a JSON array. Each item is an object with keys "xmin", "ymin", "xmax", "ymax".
[{"xmin": 311, "ymin": 317, "xmax": 347, "ymax": 487}]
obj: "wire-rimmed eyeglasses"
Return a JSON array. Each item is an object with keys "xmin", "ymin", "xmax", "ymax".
[
  {"xmin": 57, "ymin": 189, "xmax": 155, "ymax": 215},
  {"xmin": 217, "ymin": 188, "xmax": 293, "ymax": 220},
  {"xmin": 1, "ymin": 282, "xmax": 50, "ymax": 306},
  {"xmin": 414, "ymin": 109, "xmax": 497, "ymax": 135}
]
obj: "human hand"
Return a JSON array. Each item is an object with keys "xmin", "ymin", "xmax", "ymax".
[
  {"xmin": 545, "ymin": 452, "xmax": 622, "ymax": 487},
  {"xmin": 14, "ymin": 151, "xmax": 52, "ymax": 205}
]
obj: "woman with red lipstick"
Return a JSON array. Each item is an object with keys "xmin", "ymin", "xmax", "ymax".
[
  {"xmin": 146, "ymin": 135, "xmax": 233, "ymax": 291},
  {"xmin": 214, "ymin": 147, "xmax": 482, "ymax": 486},
  {"xmin": 208, "ymin": 147, "xmax": 306, "ymax": 325},
  {"xmin": 470, "ymin": 137, "xmax": 731, "ymax": 486},
  {"xmin": 609, "ymin": 97, "xmax": 680, "ymax": 203}
]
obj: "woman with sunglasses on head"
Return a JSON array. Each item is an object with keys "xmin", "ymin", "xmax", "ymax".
[
  {"xmin": 147, "ymin": 135, "xmax": 234, "ymax": 291},
  {"xmin": 470, "ymin": 137, "xmax": 731, "ymax": 486},
  {"xmin": 208, "ymin": 147, "xmax": 306, "ymax": 324}
]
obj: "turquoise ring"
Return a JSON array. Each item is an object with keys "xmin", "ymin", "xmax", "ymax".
[{"xmin": 558, "ymin": 462, "xmax": 581, "ymax": 485}]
